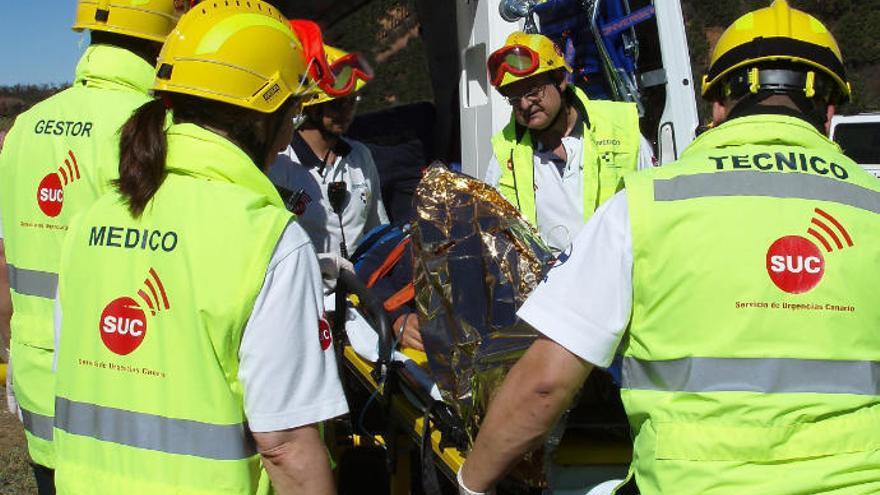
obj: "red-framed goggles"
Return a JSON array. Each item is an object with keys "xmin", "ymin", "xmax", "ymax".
[
  {"xmin": 322, "ymin": 53, "xmax": 374, "ymax": 98},
  {"xmin": 289, "ymin": 19, "xmax": 333, "ymax": 89},
  {"xmin": 487, "ymin": 44, "xmax": 540, "ymax": 87}
]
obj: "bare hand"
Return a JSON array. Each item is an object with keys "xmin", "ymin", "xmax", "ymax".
[{"xmin": 393, "ymin": 313, "xmax": 423, "ymax": 351}]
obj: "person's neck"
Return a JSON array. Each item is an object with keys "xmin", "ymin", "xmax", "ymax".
[
  {"xmin": 299, "ymin": 127, "xmax": 339, "ymax": 160},
  {"xmin": 533, "ymin": 101, "xmax": 578, "ymax": 150},
  {"xmin": 202, "ymin": 124, "xmax": 265, "ymax": 168}
]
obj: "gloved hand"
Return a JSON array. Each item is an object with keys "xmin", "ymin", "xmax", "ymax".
[{"xmin": 317, "ymin": 253, "xmax": 355, "ymax": 292}]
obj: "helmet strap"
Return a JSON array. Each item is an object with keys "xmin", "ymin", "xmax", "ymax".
[
  {"xmin": 726, "ymin": 89, "xmax": 827, "ymax": 132},
  {"xmin": 723, "ymin": 66, "xmax": 833, "ymax": 132}
]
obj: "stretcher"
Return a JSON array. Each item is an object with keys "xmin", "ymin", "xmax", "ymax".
[{"xmin": 330, "ymin": 270, "xmax": 633, "ymax": 495}]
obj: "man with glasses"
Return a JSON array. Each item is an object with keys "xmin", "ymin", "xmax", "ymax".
[
  {"xmin": 460, "ymin": 2, "xmax": 879, "ymax": 494},
  {"xmin": 270, "ymin": 45, "xmax": 388, "ymax": 259},
  {"xmin": 484, "ymin": 32, "xmax": 653, "ymax": 253}
]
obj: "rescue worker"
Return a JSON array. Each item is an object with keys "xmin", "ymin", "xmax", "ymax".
[
  {"xmin": 0, "ymin": 2, "xmax": 189, "ymax": 492},
  {"xmin": 270, "ymin": 45, "xmax": 389, "ymax": 259},
  {"xmin": 484, "ymin": 32, "xmax": 654, "ymax": 253},
  {"xmin": 52, "ymin": 3, "xmax": 347, "ymax": 493},
  {"xmin": 460, "ymin": 2, "xmax": 880, "ymax": 494}
]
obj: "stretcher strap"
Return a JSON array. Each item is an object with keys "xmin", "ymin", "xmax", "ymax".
[
  {"xmin": 367, "ymin": 237, "xmax": 412, "ymax": 288},
  {"xmin": 384, "ymin": 283, "xmax": 415, "ymax": 313}
]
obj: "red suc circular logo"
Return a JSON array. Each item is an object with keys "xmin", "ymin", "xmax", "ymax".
[
  {"xmin": 319, "ymin": 313, "xmax": 332, "ymax": 351},
  {"xmin": 37, "ymin": 173, "xmax": 63, "ymax": 217},
  {"xmin": 766, "ymin": 235, "xmax": 825, "ymax": 294},
  {"xmin": 99, "ymin": 297, "xmax": 148, "ymax": 355}
]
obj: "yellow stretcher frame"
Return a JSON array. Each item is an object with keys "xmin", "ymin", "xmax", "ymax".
[
  {"xmin": 334, "ymin": 271, "xmax": 633, "ymax": 494},
  {"xmin": 343, "ymin": 345, "xmax": 467, "ymax": 476},
  {"xmin": 340, "ymin": 345, "xmax": 634, "ymax": 493}
]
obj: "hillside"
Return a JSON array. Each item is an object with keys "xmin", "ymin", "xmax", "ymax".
[{"xmin": 0, "ymin": 84, "xmax": 65, "ymax": 132}]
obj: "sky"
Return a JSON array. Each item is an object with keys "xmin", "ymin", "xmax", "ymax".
[{"xmin": 0, "ymin": 3, "xmax": 85, "ymax": 86}]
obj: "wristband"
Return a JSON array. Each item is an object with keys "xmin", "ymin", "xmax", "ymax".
[{"xmin": 457, "ymin": 467, "xmax": 489, "ymax": 495}]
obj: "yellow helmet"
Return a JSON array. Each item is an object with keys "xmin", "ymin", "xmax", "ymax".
[
  {"xmin": 73, "ymin": 0, "xmax": 190, "ymax": 43},
  {"xmin": 153, "ymin": 1, "xmax": 309, "ymax": 113},
  {"xmin": 488, "ymin": 32, "xmax": 571, "ymax": 89},
  {"xmin": 304, "ymin": 45, "xmax": 373, "ymax": 107},
  {"xmin": 701, "ymin": 0, "xmax": 850, "ymax": 103}
]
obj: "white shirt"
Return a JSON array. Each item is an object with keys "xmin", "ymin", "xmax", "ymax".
[
  {"xmin": 517, "ymin": 192, "xmax": 632, "ymax": 368},
  {"xmin": 270, "ymin": 135, "xmax": 389, "ymax": 255},
  {"xmin": 55, "ymin": 221, "xmax": 349, "ymax": 433},
  {"xmin": 484, "ymin": 135, "xmax": 653, "ymax": 252}
]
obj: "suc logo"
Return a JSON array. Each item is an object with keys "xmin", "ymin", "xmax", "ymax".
[
  {"xmin": 319, "ymin": 312, "xmax": 332, "ymax": 351},
  {"xmin": 99, "ymin": 268, "xmax": 170, "ymax": 355},
  {"xmin": 36, "ymin": 150, "xmax": 80, "ymax": 217},
  {"xmin": 293, "ymin": 192, "xmax": 312, "ymax": 215},
  {"xmin": 765, "ymin": 208, "xmax": 853, "ymax": 294}
]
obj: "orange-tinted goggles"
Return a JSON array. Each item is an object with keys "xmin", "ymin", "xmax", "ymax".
[
  {"xmin": 322, "ymin": 53, "xmax": 374, "ymax": 98},
  {"xmin": 487, "ymin": 44, "xmax": 540, "ymax": 87}
]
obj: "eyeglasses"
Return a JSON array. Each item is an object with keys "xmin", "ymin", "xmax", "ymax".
[
  {"xmin": 487, "ymin": 44, "xmax": 540, "ymax": 88},
  {"xmin": 504, "ymin": 84, "xmax": 547, "ymax": 106}
]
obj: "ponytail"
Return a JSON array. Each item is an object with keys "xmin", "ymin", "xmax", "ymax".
[
  {"xmin": 114, "ymin": 94, "xmax": 297, "ymax": 217},
  {"xmin": 114, "ymin": 98, "xmax": 168, "ymax": 217}
]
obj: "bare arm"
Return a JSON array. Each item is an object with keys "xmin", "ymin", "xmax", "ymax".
[
  {"xmin": 254, "ymin": 424, "xmax": 335, "ymax": 495},
  {"xmin": 459, "ymin": 337, "xmax": 593, "ymax": 492},
  {"xmin": 0, "ymin": 240, "xmax": 11, "ymax": 358}
]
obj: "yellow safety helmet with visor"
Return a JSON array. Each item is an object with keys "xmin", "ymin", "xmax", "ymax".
[
  {"xmin": 304, "ymin": 45, "xmax": 374, "ymax": 107},
  {"xmin": 73, "ymin": 0, "xmax": 192, "ymax": 42},
  {"xmin": 701, "ymin": 0, "xmax": 850, "ymax": 104},
  {"xmin": 153, "ymin": 1, "xmax": 311, "ymax": 114},
  {"xmin": 488, "ymin": 32, "xmax": 572, "ymax": 89}
]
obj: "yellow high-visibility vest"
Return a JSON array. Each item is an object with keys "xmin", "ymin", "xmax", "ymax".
[
  {"xmin": 54, "ymin": 124, "xmax": 292, "ymax": 494},
  {"xmin": 0, "ymin": 44, "xmax": 156, "ymax": 468},
  {"xmin": 619, "ymin": 114, "xmax": 880, "ymax": 494}
]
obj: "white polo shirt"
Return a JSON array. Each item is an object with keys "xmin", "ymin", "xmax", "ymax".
[
  {"xmin": 270, "ymin": 134, "xmax": 389, "ymax": 255},
  {"xmin": 484, "ymin": 134, "xmax": 653, "ymax": 253},
  {"xmin": 517, "ymin": 191, "xmax": 632, "ymax": 368},
  {"xmin": 55, "ymin": 221, "xmax": 349, "ymax": 432}
]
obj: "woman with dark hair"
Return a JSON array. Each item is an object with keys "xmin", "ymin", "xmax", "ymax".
[{"xmin": 51, "ymin": 3, "xmax": 347, "ymax": 494}]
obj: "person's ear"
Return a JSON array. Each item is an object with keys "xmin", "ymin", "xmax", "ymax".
[
  {"xmin": 712, "ymin": 100, "xmax": 729, "ymax": 126},
  {"xmin": 825, "ymin": 104, "xmax": 836, "ymax": 136},
  {"xmin": 552, "ymin": 70, "xmax": 568, "ymax": 92}
]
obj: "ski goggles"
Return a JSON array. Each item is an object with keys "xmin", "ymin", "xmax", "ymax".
[
  {"xmin": 289, "ymin": 19, "xmax": 332, "ymax": 91},
  {"xmin": 487, "ymin": 44, "xmax": 540, "ymax": 87},
  {"xmin": 321, "ymin": 53, "xmax": 374, "ymax": 98}
]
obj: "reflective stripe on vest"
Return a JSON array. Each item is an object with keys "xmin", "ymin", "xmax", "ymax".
[
  {"xmin": 55, "ymin": 397, "xmax": 257, "ymax": 461},
  {"xmin": 21, "ymin": 406, "xmax": 54, "ymax": 441},
  {"xmin": 654, "ymin": 170, "xmax": 880, "ymax": 213},
  {"xmin": 7, "ymin": 264, "xmax": 58, "ymax": 299},
  {"xmin": 623, "ymin": 356, "xmax": 880, "ymax": 395}
]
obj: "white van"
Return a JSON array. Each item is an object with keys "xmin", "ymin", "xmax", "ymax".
[{"xmin": 829, "ymin": 113, "xmax": 880, "ymax": 178}]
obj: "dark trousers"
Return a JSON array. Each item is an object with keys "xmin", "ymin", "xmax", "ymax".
[{"xmin": 31, "ymin": 463, "xmax": 55, "ymax": 495}]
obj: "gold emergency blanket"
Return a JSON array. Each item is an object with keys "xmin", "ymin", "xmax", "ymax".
[{"xmin": 412, "ymin": 164, "xmax": 555, "ymax": 488}]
